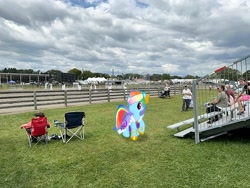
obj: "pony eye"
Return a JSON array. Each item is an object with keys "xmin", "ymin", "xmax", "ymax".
[{"xmin": 137, "ymin": 102, "xmax": 142, "ymax": 109}]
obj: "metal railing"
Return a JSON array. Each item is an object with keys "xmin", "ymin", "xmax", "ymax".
[{"xmin": 192, "ymin": 54, "xmax": 250, "ymax": 143}]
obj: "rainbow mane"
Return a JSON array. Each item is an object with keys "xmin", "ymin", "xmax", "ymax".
[{"xmin": 127, "ymin": 90, "xmax": 143, "ymax": 104}]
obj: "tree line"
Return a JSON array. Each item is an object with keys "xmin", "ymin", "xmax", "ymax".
[{"xmin": 1, "ymin": 67, "xmax": 201, "ymax": 81}]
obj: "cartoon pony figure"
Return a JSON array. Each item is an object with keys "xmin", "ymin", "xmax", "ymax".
[{"xmin": 113, "ymin": 90, "xmax": 150, "ymax": 141}]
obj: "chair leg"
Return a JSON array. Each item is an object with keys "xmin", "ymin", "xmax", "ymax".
[
  {"xmin": 82, "ymin": 127, "xmax": 84, "ymax": 140},
  {"xmin": 63, "ymin": 129, "xmax": 67, "ymax": 143},
  {"xmin": 58, "ymin": 126, "xmax": 85, "ymax": 144},
  {"xmin": 45, "ymin": 133, "xmax": 48, "ymax": 145},
  {"xmin": 58, "ymin": 127, "xmax": 66, "ymax": 143},
  {"xmin": 64, "ymin": 126, "xmax": 84, "ymax": 143},
  {"xmin": 28, "ymin": 134, "xmax": 48, "ymax": 147}
]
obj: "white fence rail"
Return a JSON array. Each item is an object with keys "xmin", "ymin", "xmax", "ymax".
[{"xmin": 0, "ymin": 87, "xmax": 182, "ymax": 114}]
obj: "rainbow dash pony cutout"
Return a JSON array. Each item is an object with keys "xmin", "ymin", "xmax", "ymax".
[{"xmin": 113, "ymin": 90, "xmax": 150, "ymax": 141}]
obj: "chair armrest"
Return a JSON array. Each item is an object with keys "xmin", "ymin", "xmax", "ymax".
[
  {"xmin": 54, "ymin": 120, "xmax": 65, "ymax": 127},
  {"xmin": 56, "ymin": 123, "xmax": 65, "ymax": 127}
]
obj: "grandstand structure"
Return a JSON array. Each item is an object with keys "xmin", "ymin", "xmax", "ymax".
[
  {"xmin": 0, "ymin": 73, "xmax": 50, "ymax": 84},
  {"xmin": 168, "ymin": 54, "xmax": 250, "ymax": 143},
  {"xmin": 0, "ymin": 72, "xmax": 76, "ymax": 84}
]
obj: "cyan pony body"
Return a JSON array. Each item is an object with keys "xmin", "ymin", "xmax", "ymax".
[{"xmin": 113, "ymin": 90, "xmax": 149, "ymax": 141}]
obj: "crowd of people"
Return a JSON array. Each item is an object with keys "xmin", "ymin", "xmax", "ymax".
[
  {"xmin": 205, "ymin": 78, "xmax": 250, "ymax": 124},
  {"xmin": 168, "ymin": 77, "xmax": 250, "ymax": 125}
]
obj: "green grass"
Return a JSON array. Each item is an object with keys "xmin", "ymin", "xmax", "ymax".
[{"xmin": 1, "ymin": 96, "xmax": 250, "ymax": 188}]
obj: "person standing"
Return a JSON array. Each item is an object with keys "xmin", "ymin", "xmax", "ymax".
[{"xmin": 182, "ymin": 85, "xmax": 192, "ymax": 112}]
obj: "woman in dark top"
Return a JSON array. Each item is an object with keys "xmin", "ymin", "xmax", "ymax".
[{"xmin": 234, "ymin": 78, "xmax": 250, "ymax": 115}]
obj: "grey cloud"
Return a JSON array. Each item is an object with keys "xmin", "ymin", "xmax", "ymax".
[
  {"xmin": 0, "ymin": 0, "xmax": 250, "ymax": 76},
  {"xmin": 0, "ymin": 0, "xmax": 71, "ymax": 26}
]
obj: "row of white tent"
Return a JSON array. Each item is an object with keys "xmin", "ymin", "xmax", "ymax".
[
  {"xmin": 76, "ymin": 77, "xmax": 108, "ymax": 85},
  {"xmin": 78, "ymin": 78, "xmax": 197, "ymax": 85},
  {"xmin": 171, "ymin": 79, "xmax": 195, "ymax": 84},
  {"xmin": 86, "ymin": 77, "xmax": 107, "ymax": 82}
]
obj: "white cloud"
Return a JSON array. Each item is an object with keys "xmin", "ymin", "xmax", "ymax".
[{"xmin": 162, "ymin": 64, "xmax": 179, "ymax": 73}]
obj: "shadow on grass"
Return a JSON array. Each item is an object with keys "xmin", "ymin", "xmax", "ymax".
[
  {"xmin": 206, "ymin": 127, "xmax": 250, "ymax": 144},
  {"xmin": 115, "ymin": 133, "xmax": 150, "ymax": 143},
  {"xmin": 169, "ymin": 127, "xmax": 250, "ymax": 144}
]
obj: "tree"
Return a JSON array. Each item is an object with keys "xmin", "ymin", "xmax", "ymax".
[
  {"xmin": 44, "ymin": 69, "xmax": 62, "ymax": 80},
  {"xmin": 171, "ymin": 75, "xmax": 182, "ymax": 79},
  {"xmin": 0, "ymin": 68, "xmax": 38, "ymax": 74},
  {"xmin": 183, "ymin": 75, "xmax": 200, "ymax": 79},
  {"xmin": 81, "ymin": 70, "xmax": 93, "ymax": 80},
  {"xmin": 45, "ymin": 69, "xmax": 62, "ymax": 75},
  {"xmin": 68, "ymin": 68, "xmax": 81, "ymax": 79},
  {"xmin": 242, "ymin": 70, "xmax": 250, "ymax": 80},
  {"xmin": 162, "ymin": 73, "xmax": 171, "ymax": 80},
  {"xmin": 216, "ymin": 67, "xmax": 241, "ymax": 81},
  {"xmin": 150, "ymin": 74, "xmax": 161, "ymax": 81},
  {"xmin": 117, "ymin": 74, "xmax": 123, "ymax": 80}
]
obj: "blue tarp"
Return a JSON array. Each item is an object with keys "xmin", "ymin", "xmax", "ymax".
[{"xmin": 8, "ymin": 80, "xmax": 16, "ymax": 84}]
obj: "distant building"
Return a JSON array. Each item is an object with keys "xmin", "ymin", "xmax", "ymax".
[
  {"xmin": 0, "ymin": 72, "xmax": 49, "ymax": 84},
  {"xmin": 53, "ymin": 73, "xmax": 76, "ymax": 83}
]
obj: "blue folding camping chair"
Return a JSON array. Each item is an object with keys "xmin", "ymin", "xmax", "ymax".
[{"xmin": 54, "ymin": 112, "xmax": 85, "ymax": 144}]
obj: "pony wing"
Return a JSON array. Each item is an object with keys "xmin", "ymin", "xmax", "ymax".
[{"xmin": 114, "ymin": 104, "xmax": 131, "ymax": 131}]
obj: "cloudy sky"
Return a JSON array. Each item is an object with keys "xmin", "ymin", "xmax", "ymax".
[{"xmin": 0, "ymin": 0, "xmax": 250, "ymax": 77}]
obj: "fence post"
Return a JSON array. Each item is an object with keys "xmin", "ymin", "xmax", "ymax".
[
  {"xmin": 64, "ymin": 90, "xmax": 67, "ymax": 107},
  {"xmin": 89, "ymin": 89, "xmax": 92, "ymax": 104},
  {"xmin": 33, "ymin": 91, "xmax": 37, "ymax": 110},
  {"xmin": 123, "ymin": 89, "xmax": 126, "ymax": 100},
  {"xmin": 108, "ymin": 89, "xmax": 110, "ymax": 102}
]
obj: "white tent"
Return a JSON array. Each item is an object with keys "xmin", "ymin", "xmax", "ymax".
[{"xmin": 86, "ymin": 77, "xmax": 107, "ymax": 84}]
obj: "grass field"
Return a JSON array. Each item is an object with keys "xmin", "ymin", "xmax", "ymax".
[{"xmin": 1, "ymin": 95, "xmax": 250, "ymax": 188}]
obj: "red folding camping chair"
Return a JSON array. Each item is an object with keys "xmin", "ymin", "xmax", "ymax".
[{"xmin": 27, "ymin": 117, "xmax": 49, "ymax": 147}]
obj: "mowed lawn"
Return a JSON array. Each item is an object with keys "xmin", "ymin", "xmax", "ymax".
[{"xmin": 1, "ymin": 95, "xmax": 250, "ymax": 188}]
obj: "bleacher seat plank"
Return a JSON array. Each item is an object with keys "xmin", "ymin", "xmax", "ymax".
[
  {"xmin": 174, "ymin": 127, "xmax": 194, "ymax": 137},
  {"xmin": 167, "ymin": 102, "xmax": 248, "ymax": 131},
  {"xmin": 167, "ymin": 111, "xmax": 222, "ymax": 130}
]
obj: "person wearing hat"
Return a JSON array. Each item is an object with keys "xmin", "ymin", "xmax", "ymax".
[
  {"xmin": 20, "ymin": 112, "xmax": 50, "ymax": 138},
  {"xmin": 182, "ymin": 85, "xmax": 192, "ymax": 112}
]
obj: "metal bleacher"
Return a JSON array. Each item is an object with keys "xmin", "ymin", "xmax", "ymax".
[{"xmin": 167, "ymin": 54, "xmax": 250, "ymax": 143}]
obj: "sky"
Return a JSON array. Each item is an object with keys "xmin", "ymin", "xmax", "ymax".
[{"xmin": 0, "ymin": 0, "xmax": 250, "ymax": 77}]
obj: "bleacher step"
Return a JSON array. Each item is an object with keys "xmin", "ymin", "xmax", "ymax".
[{"xmin": 174, "ymin": 127, "xmax": 194, "ymax": 137}]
